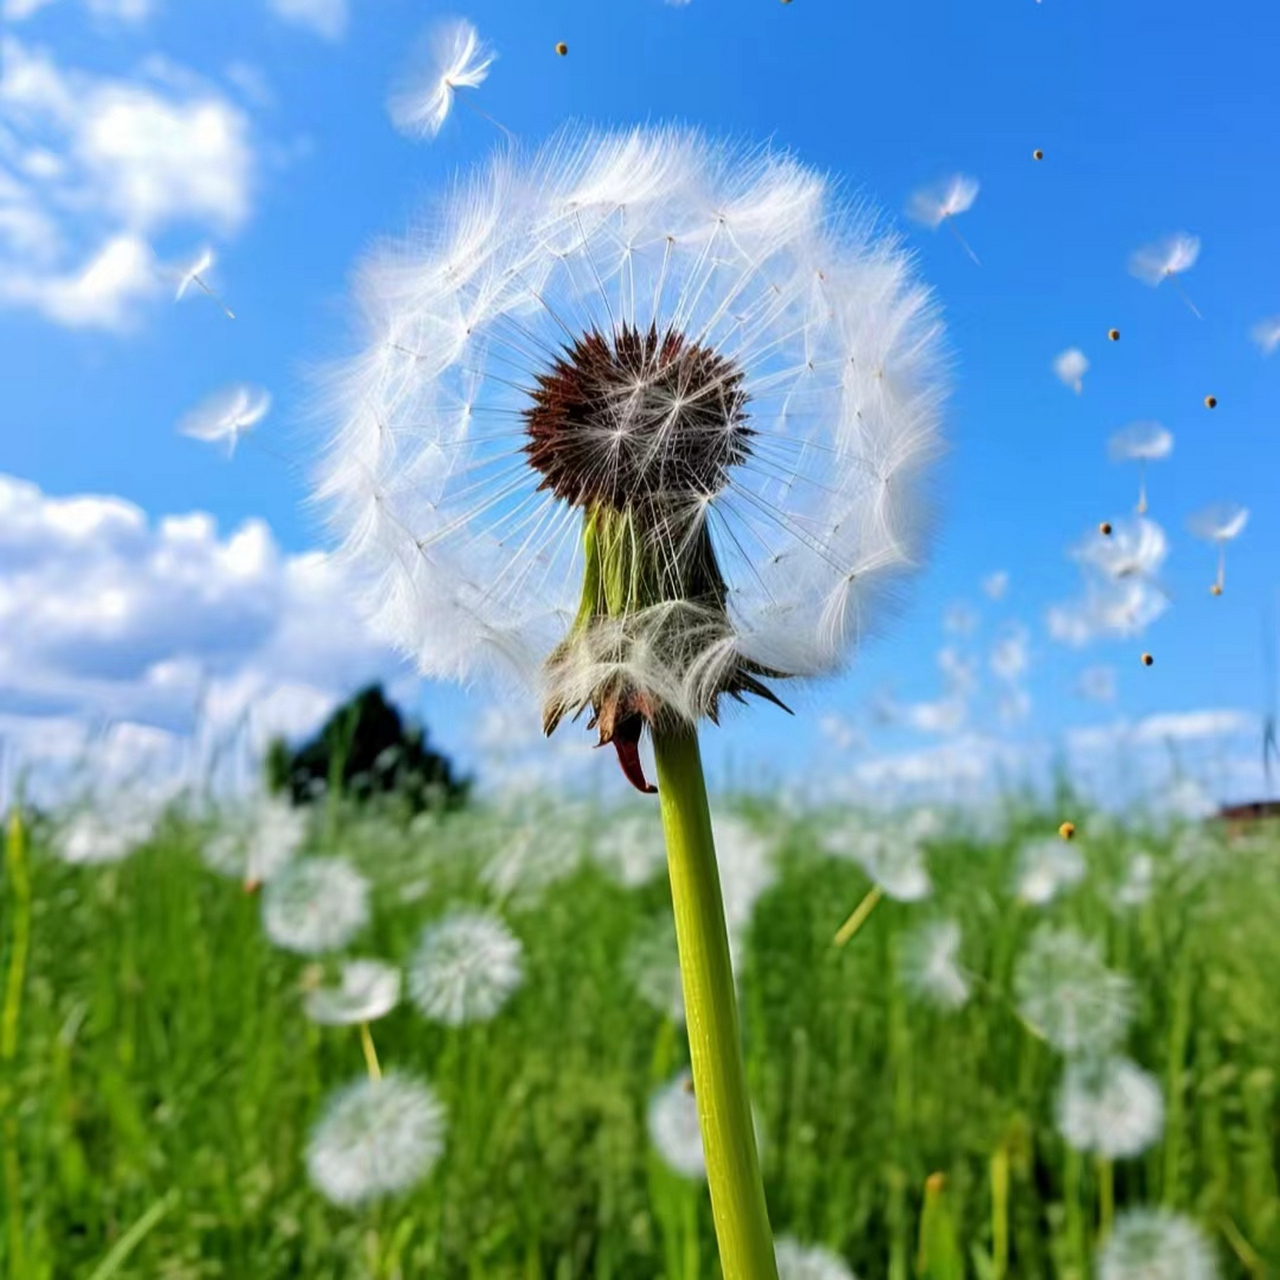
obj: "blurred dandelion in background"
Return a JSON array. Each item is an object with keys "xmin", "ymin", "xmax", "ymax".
[
  {"xmin": 1096, "ymin": 1208, "xmax": 1218, "ymax": 1280},
  {"xmin": 898, "ymin": 918, "xmax": 970, "ymax": 1010},
  {"xmin": 304, "ymin": 959, "xmax": 402, "ymax": 1025},
  {"xmin": 202, "ymin": 793, "xmax": 305, "ymax": 886},
  {"xmin": 480, "ymin": 810, "xmax": 583, "ymax": 903},
  {"xmin": 625, "ymin": 914, "xmax": 687, "ymax": 1023},
  {"xmin": 774, "ymin": 1236, "xmax": 859, "ymax": 1280},
  {"xmin": 173, "ymin": 245, "xmax": 235, "ymax": 320},
  {"xmin": 305, "ymin": 1072, "xmax": 446, "ymax": 1207},
  {"xmin": 1014, "ymin": 835, "xmax": 1085, "ymax": 905},
  {"xmin": 408, "ymin": 908, "xmax": 524, "ymax": 1026},
  {"xmin": 1057, "ymin": 1056, "xmax": 1165, "ymax": 1158},
  {"xmin": 1053, "ymin": 347, "xmax": 1089, "ymax": 393},
  {"xmin": 54, "ymin": 801, "xmax": 156, "ymax": 865},
  {"xmin": 1113, "ymin": 849, "xmax": 1155, "ymax": 908},
  {"xmin": 261, "ymin": 856, "xmax": 370, "ymax": 954},
  {"xmin": 1014, "ymin": 925, "xmax": 1133, "ymax": 1054},
  {"xmin": 647, "ymin": 1069, "xmax": 706, "ymax": 1179},
  {"xmin": 1128, "ymin": 232, "xmax": 1202, "ymax": 318},
  {"xmin": 906, "ymin": 173, "xmax": 982, "ymax": 264},
  {"xmin": 1108, "ymin": 424, "xmax": 1173, "ymax": 515},
  {"xmin": 1187, "ymin": 502, "xmax": 1248, "ymax": 596},
  {"xmin": 388, "ymin": 17, "xmax": 499, "ymax": 141},
  {"xmin": 592, "ymin": 810, "xmax": 669, "ymax": 887},
  {"xmin": 178, "ymin": 384, "xmax": 271, "ymax": 459}
]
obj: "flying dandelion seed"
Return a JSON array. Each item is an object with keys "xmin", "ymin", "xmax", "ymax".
[
  {"xmin": 1203, "ymin": 394, "xmax": 1217, "ymax": 409},
  {"xmin": 174, "ymin": 245, "xmax": 235, "ymax": 319},
  {"xmin": 713, "ymin": 813, "xmax": 781, "ymax": 934},
  {"xmin": 1188, "ymin": 502, "xmax": 1248, "ymax": 595},
  {"xmin": 408, "ymin": 909, "xmax": 524, "ymax": 1026},
  {"xmin": 262, "ymin": 857, "xmax": 370, "ymax": 955},
  {"xmin": 1108, "ymin": 328, "xmax": 1120, "ymax": 341},
  {"xmin": 305, "ymin": 1072, "xmax": 446, "ymax": 1207},
  {"xmin": 1057, "ymin": 1056, "xmax": 1165, "ymax": 1158},
  {"xmin": 178, "ymin": 384, "xmax": 271, "ymax": 458},
  {"xmin": 1053, "ymin": 348, "xmax": 1089, "ymax": 394},
  {"xmin": 906, "ymin": 173, "xmax": 982, "ymax": 264},
  {"xmin": 1142, "ymin": 652, "xmax": 1154, "ymax": 666},
  {"xmin": 1099, "ymin": 522, "xmax": 1113, "ymax": 536},
  {"xmin": 824, "ymin": 824, "xmax": 931, "ymax": 901},
  {"xmin": 1108, "ymin": 422, "xmax": 1173, "ymax": 514},
  {"xmin": 1015, "ymin": 836, "xmax": 1085, "ymax": 905},
  {"xmin": 1251, "ymin": 317, "xmax": 1280, "ymax": 355},
  {"xmin": 202, "ymin": 794, "xmax": 305, "ymax": 886},
  {"xmin": 1128, "ymin": 233, "xmax": 1202, "ymax": 318},
  {"xmin": 1097, "ymin": 1208, "xmax": 1218, "ymax": 1280},
  {"xmin": 1014, "ymin": 925, "xmax": 1133, "ymax": 1054},
  {"xmin": 1075, "ymin": 516, "xmax": 1168, "ymax": 584},
  {"xmin": 554, "ymin": 41, "xmax": 568, "ymax": 55},
  {"xmin": 898, "ymin": 918, "xmax": 969, "ymax": 1010},
  {"xmin": 1058, "ymin": 821, "xmax": 1076, "ymax": 840},
  {"xmin": 481, "ymin": 814, "xmax": 583, "ymax": 902},
  {"xmin": 1032, "ymin": 149, "xmax": 1044, "ymax": 161},
  {"xmin": 389, "ymin": 17, "xmax": 499, "ymax": 141},
  {"xmin": 305, "ymin": 959, "xmax": 402, "ymax": 1026},
  {"xmin": 313, "ymin": 127, "xmax": 945, "ymax": 791},
  {"xmin": 54, "ymin": 802, "xmax": 156, "ymax": 865},
  {"xmin": 775, "ymin": 1237, "xmax": 859, "ymax": 1280}
]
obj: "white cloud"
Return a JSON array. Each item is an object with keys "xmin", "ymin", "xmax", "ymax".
[
  {"xmin": 268, "ymin": 0, "xmax": 347, "ymax": 40},
  {"xmin": 0, "ymin": 473, "xmax": 414, "ymax": 796},
  {"xmin": 3, "ymin": 0, "xmax": 156, "ymax": 19},
  {"xmin": 990, "ymin": 624, "xmax": 1030, "ymax": 683},
  {"xmin": 0, "ymin": 37, "xmax": 254, "ymax": 329},
  {"xmin": 982, "ymin": 571, "xmax": 1009, "ymax": 601}
]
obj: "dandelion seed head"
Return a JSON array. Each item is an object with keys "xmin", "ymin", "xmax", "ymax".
[
  {"xmin": 304, "ymin": 959, "xmax": 402, "ymax": 1025},
  {"xmin": 262, "ymin": 857, "xmax": 370, "ymax": 954},
  {"xmin": 305, "ymin": 1072, "xmax": 446, "ymax": 1207},
  {"xmin": 408, "ymin": 908, "xmax": 523, "ymax": 1026},
  {"xmin": 899, "ymin": 918, "xmax": 969, "ymax": 1009},
  {"xmin": 1014, "ymin": 925, "xmax": 1133, "ymax": 1054},
  {"xmin": 1129, "ymin": 233, "xmax": 1201, "ymax": 285},
  {"xmin": 203, "ymin": 795, "xmax": 306, "ymax": 884},
  {"xmin": 1053, "ymin": 348, "xmax": 1089, "ymax": 393},
  {"xmin": 1097, "ymin": 1208, "xmax": 1218, "ymax": 1280},
  {"xmin": 775, "ymin": 1236, "xmax": 860, "ymax": 1280},
  {"xmin": 1057, "ymin": 1056, "xmax": 1164, "ymax": 1158},
  {"xmin": 389, "ymin": 17, "xmax": 495, "ymax": 140},
  {"xmin": 1015, "ymin": 835, "xmax": 1086, "ymax": 905}
]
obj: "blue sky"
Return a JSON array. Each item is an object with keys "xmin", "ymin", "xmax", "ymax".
[{"xmin": 1, "ymin": 0, "xmax": 1277, "ymax": 807}]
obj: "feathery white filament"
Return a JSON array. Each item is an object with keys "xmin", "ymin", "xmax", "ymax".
[
  {"xmin": 1128, "ymin": 233, "xmax": 1200, "ymax": 285},
  {"xmin": 1057, "ymin": 1056, "xmax": 1164, "ymax": 1159},
  {"xmin": 305, "ymin": 959, "xmax": 402, "ymax": 1025},
  {"xmin": 314, "ymin": 127, "xmax": 945, "ymax": 728},
  {"xmin": 1053, "ymin": 347, "xmax": 1088, "ymax": 394},
  {"xmin": 179, "ymin": 384, "xmax": 272, "ymax": 457},
  {"xmin": 1252, "ymin": 317, "xmax": 1280, "ymax": 355},
  {"xmin": 407, "ymin": 908, "xmax": 524, "ymax": 1026},
  {"xmin": 389, "ymin": 18, "xmax": 495, "ymax": 140},
  {"xmin": 262, "ymin": 856, "xmax": 371, "ymax": 955}
]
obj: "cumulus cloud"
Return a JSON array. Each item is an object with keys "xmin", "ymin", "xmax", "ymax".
[
  {"xmin": 0, "ymin": 37, "xmax": 254, "ymax": 329},
  {"xmin": 0, "ymin": 473, "xmax": 414, "ymax": 796},
  {"xmin": 267, "ymin": 0, "xmax": 347, "ymax": 39}
]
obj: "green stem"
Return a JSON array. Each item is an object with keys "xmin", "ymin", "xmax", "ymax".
[
  {"xmin": 990, "ymin": 1141, "xmax": 1010, "ymax": 1280},
  {"xmin": 653, "ymin": 729, "xmax": 777, "ymax": 1280},
  {"xmin": 1097, "ymin": 1157, "xmax": 1114, "ymax": 1241},
  {"xmin": 2, "ymin": 807, "xmax": 32, "ymax": 1280}
]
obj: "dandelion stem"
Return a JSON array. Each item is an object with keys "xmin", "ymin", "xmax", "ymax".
[
  {"xmin": 832, "ymin": 885, "xmax": 883, "ymax": 948},
  {"xmin": 990, "ymin": 1140, "xmax": 1010, "ymax": 1280},
  {"xmin": 1097, "ymin": 1157, "xmax": 1114, "ymax": 1240},
  {"xmin": 360, "ymin": 1021, "xmax": 382, "ymax": 1081},
  {"xmin": 653, "ymin": 728, "xmax": 778, "ymax": 1280},
  {"xmin": 2, "ymin": 807, "xmax": 31, "ymax": 1280}
]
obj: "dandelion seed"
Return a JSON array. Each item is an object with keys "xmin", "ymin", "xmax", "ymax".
[
  {"xmin": 306, "ymin": 1072, "xmax": 446, "ymax": 1207},
  {"xmin": 1058, "ymin": 1056, "xmax": 1164, "ymax": 1158},
  {"xmin": 408, "ymin": 909, "xmax": 523, "ymax": 1026},
  {"xmin": 906, "ymin": 173, "xmax": 982, "ymax": 264},
  {"xmin": 1015, "ymin": 836, "xmax": 1085, "ymax": 905},
  {"xmin": 1097, "ymin": 1208, "xmax": 1218, "ymax": 1280},
  {"xmin": 1251, "ymin": 317, "xmax": 1280, "ymax": 355},
  {"xmin": 1108, "ymin": 423, "xmax": 1173, "ymax": 514},
  {"xmin": 314, "ymin": 129, "xmax": 944, "ymax": 792},
  {"xmin": 1203, "ymin": 394, "xmax": 1217, "ymax": 409},
  {"xmin": 1128, "ymin": 233, "xmax": 1202, "ymax": 318},
  {"xmin": 1108, "ymin": 328, "xmax": 1120, "ymax": 341},
  {"xmin": 775, "ymin": 1236, "xmax": 859, "ymax": 1280},
  {"xmin": 1054, "ymin": 348, "xmax": 1089, "ymax": 394},
  {"xmin": 554, "ymin": 41, "xmax": 568, "ymax": 55},
  {"xmin": 202, "ymin": 794, "xmax": 305, "ymax": 886},
  {"xmin": 898, "ymin": 918, "xmax": 969, "ymax": 1010},
  {"xmin": 262, "ymin": 857, "xmax": 370, "ymax": 955},
  {"xmin": 1075, "ymin": 516, "xmax": 1168, "ymax": 585},
  {"xmin": 481, "ymin": 815, "xmax": 582, "ymax": 902},
  {"xmin": 305, "ymin": 959, "xmax": 402, "ymax": 1025},
  {"xmin": 1099, "ymin": 522, "xmax": 1113, "ymax": 536},
  {"xmin": 174, "ymin": 245, "xmax": 235, "ymax": 319},
  {"xmin": 1032, "ymin": 149, "xmax": 1044, "ymax": 161},
  {"xmin": 1141, "ymin": 652, "xmax": 1154, "ymax": 666},
  {"xmin": 389, "ymin": 17, "xmax": 498, "ymax": 141},
  {"xmin": 1188, "ymin": 502, "xmax": 1248, "ymax": 595},
  {"xmin": 178, "ymin": 384, "xmax": 271, "ymax": 459},
  {"xmin": 1014, "ymin": 925, "xmax": 1133, "ymax": 1054}
]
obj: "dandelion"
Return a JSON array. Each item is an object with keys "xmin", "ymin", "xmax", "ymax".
[
  {"xmin": 1057, "ymin": 1056, "xmax": 1164, "ymax": 1158},
  {"xmin": 408, "ymin": 908, "xmax": 523, "ymax": 1026},
  {"xmin": 906, "ymin": 173, "xmax": 981, "ymax": 264},
  {"xmin": 714, "ymin": 812, "xmax": 781, "ymax": 935},
  {"xmin": 1015, "ymin": 836, "xmax": 1085, "ymax": 905},
  {"xmin": 314, "ymin": 125, "xmax": 945, "ymax": 1280},
  {"xmin": 626, "ymin": 914, "xmax": 687, "ymax": 1023},
  {"xmin": 1053, "ymin": 348, "xmax": 1088, "ymax": 394},
  {"xmin": 1128, "ymin": 233, "xmax": 1202, "ymax": 318},
  {"xmin": 262, "ymin": 857, "xmax": 370, "ymax": 955},
  {"xmin": 648, "ymin": 1069, "xmax": 707, "ymax": 1179},
  {"xmin": 898, "ymin": 918, "xmax": 969, "ymax": 1010},
  {"xmin": 54, "ymin": 803, "xmax": 155, "ymax": 865},
  {"xmin": 202, "ymin": 794, "xmax": 305, "ymax": 886},
  {"xmin": 593, "ymin": 810, "xmax": 669, "ymax": 887},
  {"xmin": 1097, "ymin": 1208, "xmax": 1218, "ymax": 1280},
  {"xmin": 1108, "ymin": 424, "xmax": 1173, "ymax": 514},
  {"xmin": 1251, "ymin": 316, "xmax": 1280, "ymax": 355},
  {"xmin": 174, "ymin": 245, "xmax": 235, "ymax": 319},
  {"xmin": 1114, "ymin": 850, "xmax": 1155, "ymax": 908},
  {"xmin": 178, "ymin": 384, "xmax": 271, "ymax": 458},
  {"xmin": 388, "ymin": 17, "xmax": 499, "ymax": 141},
  {"xmin": 304, "ymin": 959, "xmax": 402, "ymax": 1025},
  {"xmin": 1014, "ymin": 925, "xmax": 1133, "ymax": 1054},
  {"xmin": 1141, "ymin": 651, "xmax": 1154, "ymax": 667},
  {"xmin": 305, "ymin": 1072, "xmax": 446, "ymax": 1207},
  {"xmin": 481, "ymin": 813, "xmax": 583, "ymax": 903},
  {"xmin": 774, "ymin": 1237, "xmax": 859, "ymax": 1280},
  {"xmin": 1188, "ymin": 502, "xmax": 1248, "ymax": 595},
  {"xmin": 825, "ymin": 824, "xmax": 931, "ymax": 901}
]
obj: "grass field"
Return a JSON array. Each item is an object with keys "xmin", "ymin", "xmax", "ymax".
[{"xmin": 2, "ymin": 790, "xmax": 1277, "ymax": 1278}]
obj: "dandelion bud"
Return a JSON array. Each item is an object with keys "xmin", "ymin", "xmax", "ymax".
[
  {"xmin": 1108, "ymin": 328, "xmax": 1120, "ymax": 341},
  {"xmin": 1058, "ymin": 820, "xmax": 1076, "ymax": 840},
  {"xmin": 554, "ymin": 41, "xmax": 568, "ymax": 55},
  {"xmin": 1204, "ymin": 394, "xmax": 1217, "ymax": 408},
  {"xmin": 1141, "ymin": 652, "xmax": 1154, "ymax": 666}
]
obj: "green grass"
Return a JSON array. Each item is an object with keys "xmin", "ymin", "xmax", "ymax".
[{"xmin": 2, "ymin": 795, "xmax": 1278, "ymax": 1278}]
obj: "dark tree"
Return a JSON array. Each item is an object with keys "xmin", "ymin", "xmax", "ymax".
[{"xmin": 265, "ymin": 684, "xmax": 469, "ymax": 813}]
